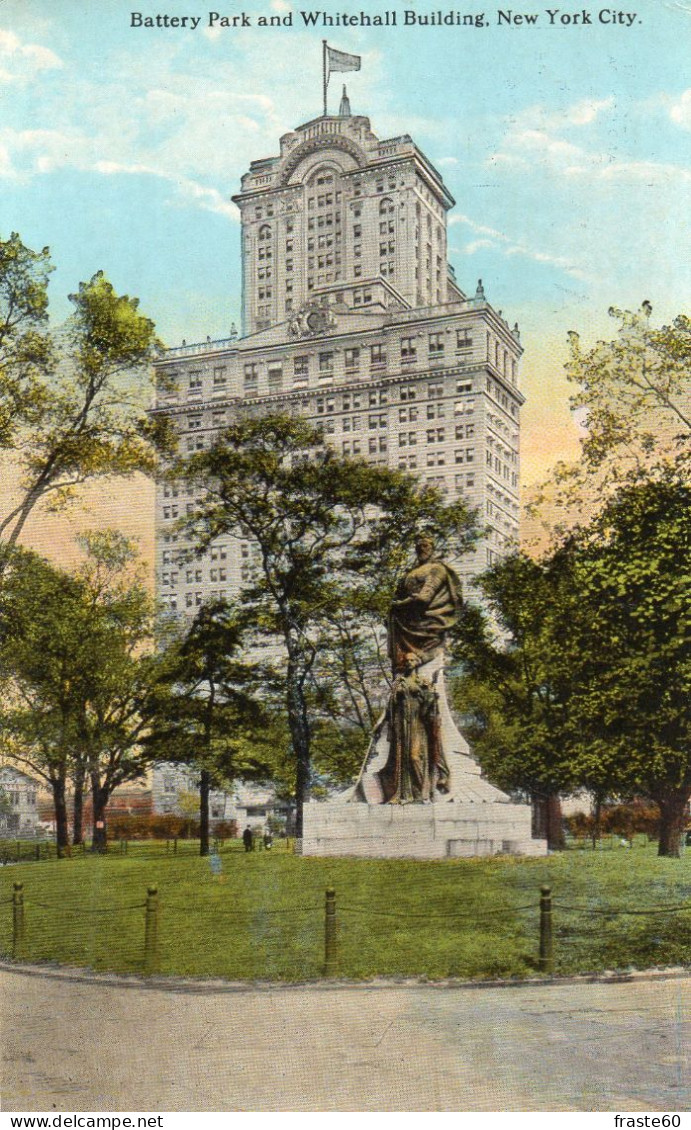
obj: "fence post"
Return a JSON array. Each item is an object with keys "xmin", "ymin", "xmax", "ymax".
[
  {"xmin": 324, "ymin": 887, "xmax": 337, "ymax": 977},
  {"xmin": 144, "ymin": 886, "xmax": 159, "ymax": 975},
  {"xmin": 173, "ymin": 838, "xmax": 178, "ymax": 856},
  {"xmin": 35, "ymin": 843, "xmax": 40, "ymax": 862},
  {"xmin": 13, "ymin": 881, "xmax": 25, "ymax": 960},
  {"xmin": 538, "ymin": 885, "xmax": 554, "ymax": 974}
]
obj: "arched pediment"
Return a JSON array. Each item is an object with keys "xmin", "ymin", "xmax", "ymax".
[{"xmin": 280, "ymin": 134, "xmax": 366, "ymax": 185}]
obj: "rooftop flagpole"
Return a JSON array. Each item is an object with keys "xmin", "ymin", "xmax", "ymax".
[{"xmin": 322, "ymin": 39, "xmax": 328, "ymax": 117}]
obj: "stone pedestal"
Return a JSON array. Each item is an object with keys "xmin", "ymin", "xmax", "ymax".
[
  {"xmin": 302, "ymin": 652, "xmax": 547, "ymax": 859},
  {"xmin": 302, "ymin": 798, "xmax": 546, "ymax": 858}
]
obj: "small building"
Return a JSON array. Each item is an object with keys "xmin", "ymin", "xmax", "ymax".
[
  {"xmin": 152, "ymin": 763, "xmax": 292, "ymax": 834},
  {"xmin": 152, "ymin": 762, "xmax": 234, "ymax": 825},
  {"xmin": 0, "ymin": 767, "xmax": 40, "ymax": 838}
]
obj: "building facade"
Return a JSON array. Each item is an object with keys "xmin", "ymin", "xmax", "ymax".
[
  {"xmin": 0, "ymin": 766, "xmax": 40, "ymax": 838},
  {"xmin": 151, "ymin": 96, "xmax": 524, "ymax": 614}
]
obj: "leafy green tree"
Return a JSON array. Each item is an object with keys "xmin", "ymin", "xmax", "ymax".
[
  {"xmin": 0, "ymin": 533, "xmax": 165, "ymax": 853},
  {"xmin": 528, "ymin": 304, "xmax": 690, "ymax": 536},
  {"xmin": 181, "ymin": 413, "xmax": 478, "ymax": 836},
  {"xmin": 452, "ymin": 553, "xmax": 576, "ymax": 848},
  {"xmin": 0, "ymin": 546, "xmax": 85, "ymax": 852},
  {"xmin": 144, "ymin": 600, "xmax": 267, "ymax": 855},
  {"xmin": 563, "ymin": 473, "xmax": 691, "ymax": 857},
  {"xmin": 458, "ymin": 471, "xmax": 691, "ymax": 856},
  {"xmin": 0, "ymin": 233, "xmax": 174, "ymax": 555}
]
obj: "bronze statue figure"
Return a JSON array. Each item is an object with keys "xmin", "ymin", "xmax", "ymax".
[{"xmin": 375, "ymin": 536, "xmax": 462, "ymax": 804}]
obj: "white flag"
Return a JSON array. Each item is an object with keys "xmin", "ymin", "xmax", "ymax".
[{"xmin": 327, "ymin": 46, "xmax": 361, "ymax": 78}]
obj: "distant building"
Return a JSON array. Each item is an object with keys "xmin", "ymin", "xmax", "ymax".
[
  {"xmin": 152, "ymin": 764, "xmax": 289, "ymax": 833},
  {"xmin": 152, "ymin": 763, "xmax": 231, "ymax": 823},
  {"xmin": 0, "ymin": 767, "xmax": 40, "ymax": 838}
]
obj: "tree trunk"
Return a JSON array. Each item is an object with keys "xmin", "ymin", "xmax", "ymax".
[
  {"xmin": 531, "ymin": 792, "xmax": 565, "ymax": 850},
  {"xmin": 546, "ymin": 794, "xmax": 565, "ymax": 850},
  {"xmin": 655, "ymin": 789, "xmax": 690, "ymax": 858},
  {"xmin": 286, "ymin": 654, "xmax": 311, "ymax": 839},
  {"xmin": 592, "ymin": 794, "xmax": 603, "ymax": 850},
  {"xmin": 199, "ymin": 768, "xmax": 211, "ymax": 857},
  {"xmin": 90, "ymin": 777, "xmax": 109, "ymax": 853},
  {"xmin": 72, "ymin": 763, "xmax": 86, "ymax": 846},
  {"xmin": 51, "ymin": 776, "xmax": 70, "ymax": 858}
]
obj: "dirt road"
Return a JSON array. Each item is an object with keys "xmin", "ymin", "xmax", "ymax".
[{"xmin": 2, "ymin": 966, "xmax": 689, "ymax": 1111}]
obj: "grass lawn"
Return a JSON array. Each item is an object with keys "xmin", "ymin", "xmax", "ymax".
[{"xmin": 0, "ymin": 839, "xmax": 690, "ymax": 981}]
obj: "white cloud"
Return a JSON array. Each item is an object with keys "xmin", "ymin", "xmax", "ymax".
[
  {"xmin": 0, "ymin": 28, "xmax": 62, "ymax": 83},
  {"xmin": 669, "ymin": 89, "xmax": 691, "ymax": 129},
  {"xmin": 450, "ymin": 213, "xmax": 588, "ymax": 279},
  {"xmin": 462, "ymin": 239, "xmax": 496, "ymax": 255}
]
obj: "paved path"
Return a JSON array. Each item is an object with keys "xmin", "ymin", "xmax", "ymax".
[{"xmin": 1, "ymin": 968, "xmax": 689, "ymax": 1112}]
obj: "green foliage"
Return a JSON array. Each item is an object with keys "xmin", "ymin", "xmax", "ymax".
[
  {"xmin": 0, "ymin": 536, "xmax": 166, "ymax": 846},
  {"xmin": 528, "ymin": 304, "xmax": 691, "ymax": 536},
  {"xmin": 0, "ymin": 233, "xmax": 56, "ymax": 448},
  {"xmin": 0, "ymin": 235, "xmax": 175, "ymax": 550},
  {"xmin": 145, "ymin": 601, "xmax": 271, "ymax": 787},
  {"xmin": 458, "ymin": 470, "xmax": 691, "ymax": 855}
]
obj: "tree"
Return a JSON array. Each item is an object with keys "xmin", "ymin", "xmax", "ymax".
[
  {"xmin": 527, "ymin": 304, "xmax": 691, "ymax": 536},
  {"xmin": 0, "ymin": 546, "xmax": 87, "ymax": 853},
  {"xmin": 181, "ymin": 413, "xmax": 479, "ymax": 836},
  {"xmin": 452, "ymin": 553, "xmax": 577, "ymax": 849},
  {"xmin": 145, "ymin": 600, "xmax": 267, "ymax": 855},
  {"xmin": 457, "ymin": 471, "xmax": 691, "ymax": 856},
  {"xmin": 0, "ymin": 533, "xmax": 165, "ymax": 853},
  {"xmin": 562, "ymin": 473, "xmax": 691, "ymax": 857},
  {"xmin": 0, "ymin": 233, "xmax": 174, "ymax": 556}
]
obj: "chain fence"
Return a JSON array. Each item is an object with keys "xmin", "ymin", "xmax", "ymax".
[{"xmin": 2, "ymin": 880, "xmax": 690, "ymax": 980}]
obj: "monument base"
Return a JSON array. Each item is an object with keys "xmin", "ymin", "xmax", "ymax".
[{"xmin": 301, "ymin": 798, "xmax": 547, "ymax": 859}]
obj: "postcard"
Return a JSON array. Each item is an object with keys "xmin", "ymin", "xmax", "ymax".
[{"xmin": 0, "ymin": 0, "xmax": 689, "ymax": 1118}]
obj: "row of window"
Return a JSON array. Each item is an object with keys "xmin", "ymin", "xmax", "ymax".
[{"xmin": 241, "ymin": 334, "xmax": 478, "ymax": 389}]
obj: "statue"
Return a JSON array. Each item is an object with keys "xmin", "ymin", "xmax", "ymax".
[
  {"xmin": 355, "ymin": 536, "xmax": 463, "ymax": 804},
  {"xmin": 305, "ymin": 538, "xmax": 547, "ymax": 857}
]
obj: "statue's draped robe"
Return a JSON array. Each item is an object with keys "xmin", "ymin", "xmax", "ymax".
[{"xmin": 378, "ymin": 560, "xmax": 462, "ymax": 804}]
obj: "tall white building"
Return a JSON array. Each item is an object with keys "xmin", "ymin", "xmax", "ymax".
[{"xmin": 152, "ymin": 93, "xmax": 524, "ymax": 614}]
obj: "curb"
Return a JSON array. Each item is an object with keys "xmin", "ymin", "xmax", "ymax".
[{"xmin": 0, "ymin": 958, "xmax": 688, "ymax": 995}]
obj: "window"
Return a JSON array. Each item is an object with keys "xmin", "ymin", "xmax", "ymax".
[
  {"xmin": 400, "ymin": 385, "xmax": 417, "ymax": 402},
  {"xmin": 428, "ymin": 383, "xmax": 444, "ymax": 399},
  {"xmin": 294, "ymin": 355, "xmax": 309, "ymax": 380},
  {"xmin": 268, "ymin": 363, "xmax": 283, "ymax": 390},
  {"xmin": 429, "ymin": 332, "xmax": 444, "ymax": 356},
  {"xmin": 345, "ymin": 348, "xmax": 360, "ymax": 370},
  {"xmin": 426, "ymin": 403, "xmax": 445, "ymax": 419},
  {"xmin": 188, "ymin": 371, "xmax": 202, "ymax": 392},
  {"xmin": 319, "ymin": 352, "xmax": 334, "ymax": 374},
  {"xmin": 213, "ymin": 367, "xmax": 226, "ymax": 387},
  {"xmin": 401, "ymin": 337, "xmax": 416, "ymax": 362},
  {"xmin": 370, "ymin": 343, "xmax": 387, "ymax": 367},
  {"xmin": 244, "ymin": 363, "xmax": 258, "ymax": 383},
  {"xmin": 456, "ymin": 330, "xmax": 473, "ymax": 350}
]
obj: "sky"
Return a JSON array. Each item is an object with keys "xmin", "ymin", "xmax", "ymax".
[{"xmin": 1, "ymin": 0, "xmax": 690, "ymax": 560}]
